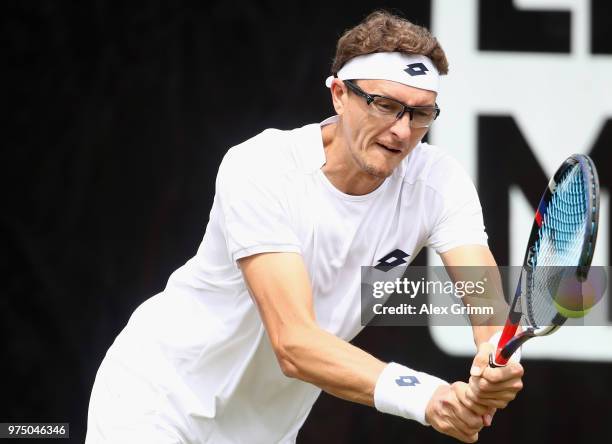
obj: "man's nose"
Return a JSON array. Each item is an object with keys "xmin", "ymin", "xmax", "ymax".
[{"xmin": 389, "ymin": 112, "xmax": 413, "ymax": 141}]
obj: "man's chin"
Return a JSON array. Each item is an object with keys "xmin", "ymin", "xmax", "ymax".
[{"xmin": 363, "ymin": 163, "xmax": 394, "ymax": 179}]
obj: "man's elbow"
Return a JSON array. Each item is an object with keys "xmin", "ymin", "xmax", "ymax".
[
  {"xmin": 272, "ymin": 325, "xmax": 317, "ymax": 379},
  {"xmin": 278, "ymin": 356, "xmax": 300, "ymax": 379}
]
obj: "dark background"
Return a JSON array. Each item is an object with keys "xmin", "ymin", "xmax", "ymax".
[{"xmin": 3, "ymin": 1, "xmax": 611, "ymax": 443}]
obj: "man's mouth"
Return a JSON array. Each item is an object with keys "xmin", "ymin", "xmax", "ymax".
[{"xmin": 375, "ymin": 142, "xmax": 402, "ymax": 154}]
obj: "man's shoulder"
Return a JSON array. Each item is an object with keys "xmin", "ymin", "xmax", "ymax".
[
  {"xmin": 221, "ymin": 124, "xmax": 322, "ymax": 178},
  {"xmin": 400, "ymin": 142, "xmax": 467, "ymax": 189}
]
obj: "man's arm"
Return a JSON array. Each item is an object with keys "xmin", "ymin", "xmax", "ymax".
[
  {"xmin": 239, "ymin": 251, "xmax": 384, "ymax": 406},
  {"xmin": 240, "ymin": 251, "xmax": 485, "ymax": 443},
  {"xmin": 440, "ymin": 244, "xmax": 504, "ymax": 346},
  {"xmin": 440, "ymin": 245, "xmax": 524, "ymax": 423}
]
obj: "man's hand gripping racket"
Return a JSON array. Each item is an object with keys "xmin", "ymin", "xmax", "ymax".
[{"xmin": 490, "ymin": 154, "xmax": 600, "ymax": 367}]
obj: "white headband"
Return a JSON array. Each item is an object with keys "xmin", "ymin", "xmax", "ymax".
[{"xmin": 325, "ymin": 52, "xmax": 440, "ymax": 93}]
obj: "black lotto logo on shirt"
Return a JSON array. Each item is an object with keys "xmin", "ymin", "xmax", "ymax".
[
  {"xmin": 404, "ymin": 63, "xmax": 429, "ymax": 76},
  {"xmin": 375, "ymin": 249, "xmax": 410, "ymax": 271}
]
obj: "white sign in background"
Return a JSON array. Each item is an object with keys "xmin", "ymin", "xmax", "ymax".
[{"xmin": 429, "ymin": 0, "xmax": 612, "ymax": 361}]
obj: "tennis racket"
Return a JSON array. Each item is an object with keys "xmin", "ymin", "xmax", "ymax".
[{"xmin": 490, "ymin": 154, "xmax": 600, "ymax": 367}]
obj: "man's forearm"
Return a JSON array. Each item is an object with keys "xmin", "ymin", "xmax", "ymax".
[
  {"xmin": 276, "ymin": 324, "xmax": 449, "ymax": 428},
  {"xmin": 276, "ymin": 324, "xmax": 385, "ymax": 406}
]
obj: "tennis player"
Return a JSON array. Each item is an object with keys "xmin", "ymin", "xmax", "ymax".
[{"xmin": 86, "ymin": 11, "xmax": 523, "ymax": 444}]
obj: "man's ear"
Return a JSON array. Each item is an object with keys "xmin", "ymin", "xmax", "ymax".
[{"xmin": 330, "ymin": 79, "xmax": 348, "ymax": 115}]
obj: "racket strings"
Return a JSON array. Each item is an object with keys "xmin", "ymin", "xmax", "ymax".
[{"xmin": 526, "ymin": 165, "xmax": 589, "ymax": 327}]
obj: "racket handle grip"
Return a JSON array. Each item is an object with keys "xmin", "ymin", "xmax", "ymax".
[
  {"xmin": 489, "ymin": 320, "xmax": 520, "ymax": 367},
  {"xmin": 491, "ymin": 348, "xmax": 509, "ymax": 367}
]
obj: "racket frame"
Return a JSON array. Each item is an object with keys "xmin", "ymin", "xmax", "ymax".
[{"xmin": 490, "ymin": 154, "xmax": 600, "ymax": 367}]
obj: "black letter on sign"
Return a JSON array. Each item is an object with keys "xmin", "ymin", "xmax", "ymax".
[
  {"xmin": 478, "ymin": 116, "xmax": 548, "ymax": 265},
  {"xmin": 478, "ymin": 116, "xmax": 612, "ymax": 321},
  {"xmin": 592, "ymin": 0, "xmax": 612, "ymax": 54},
  {"xmin": 478, "ymin": 0, "xmax": 570, "ymax": 53}
]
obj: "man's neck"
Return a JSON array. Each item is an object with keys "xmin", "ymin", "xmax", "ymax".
[{"xmin": 320, "ymin": 122, "xmax": 385, "ymax": 196}]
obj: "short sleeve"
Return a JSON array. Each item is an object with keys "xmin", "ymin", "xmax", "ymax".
[
  {"xmin": 426, "ymin": 158, "xmax": 488, "ymax": 254},
  {"xmin": 215, "ymin": 151, "xmax": 302, "ymax": 263}
]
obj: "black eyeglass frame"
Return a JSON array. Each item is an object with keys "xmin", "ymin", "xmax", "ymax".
[{"xmin": 343, "ymin": 80, "xmax": 440, "ymax": 127}]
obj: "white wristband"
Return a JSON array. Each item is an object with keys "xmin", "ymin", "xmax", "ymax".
[
  {"xmin": 373, "ymin": 362, "xmax": 449, "ymax": 426},
  {"xmin": 488, "ymin": 331, "xmax": 522, "ymax": 363}
]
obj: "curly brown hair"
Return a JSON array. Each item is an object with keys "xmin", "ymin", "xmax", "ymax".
[{"xmin": 331, "ymin": 10, "xmax": 449, "ymax": 76}]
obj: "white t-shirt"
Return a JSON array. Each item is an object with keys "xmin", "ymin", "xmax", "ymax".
[{"xmin": 95, "ymin": 117, "xmax": 487, "ymax": 443}]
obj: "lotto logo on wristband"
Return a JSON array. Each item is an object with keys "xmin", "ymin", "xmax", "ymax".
[{"xmin": 395, "ymin": 375, "xmax": 420, "ymax": 387}]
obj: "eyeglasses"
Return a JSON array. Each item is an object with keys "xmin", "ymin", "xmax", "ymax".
[{"xmin": 344, "ymin": 80, "xmax": 440, "ymax": 129}]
